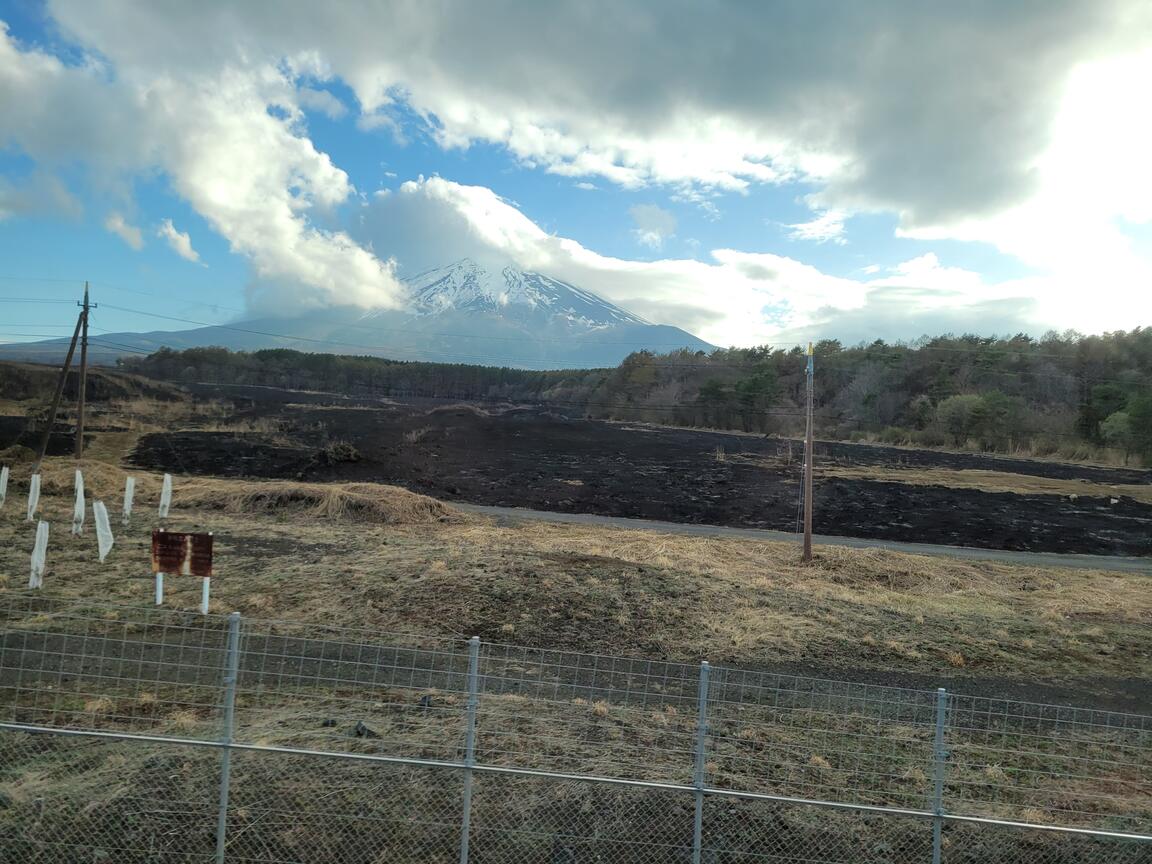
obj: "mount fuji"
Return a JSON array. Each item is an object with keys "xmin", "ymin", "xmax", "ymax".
[
  {"xmin": 402, "ymin": 259, "xmax": 648, "ymax": 327},
  {"xmin": 0, "ymin": 260, "xmax": 715, "ymax": 369}
]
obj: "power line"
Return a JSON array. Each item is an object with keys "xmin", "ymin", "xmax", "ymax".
[
  {"xmin": 0, "ymin": 298, "xmax": 77, "ymax": 304},
  {"xmin": 0, "ymin": 275, "xmax": 87, "ymax": 283}
]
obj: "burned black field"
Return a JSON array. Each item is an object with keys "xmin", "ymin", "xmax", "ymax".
[{"xmin": 125, "ymin": 391, "xmax": 1152, "ymax": 557}]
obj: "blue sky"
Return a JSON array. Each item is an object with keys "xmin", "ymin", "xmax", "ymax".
[{"xmin": 1, "ymin": 1, "xmax": 1150, "ymax": 347}]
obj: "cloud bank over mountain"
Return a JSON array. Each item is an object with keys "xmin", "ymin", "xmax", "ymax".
[{"xmin": 1, "ymin": 1, "xmax": 1150, "ymax": 345}]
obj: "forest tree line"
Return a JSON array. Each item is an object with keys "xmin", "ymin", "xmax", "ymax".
[{"xmin": 121, "ymin": 328, "xmax": 1152, "ymax": 464}]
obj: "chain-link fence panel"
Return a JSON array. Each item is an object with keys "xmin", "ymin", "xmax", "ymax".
[
  {"xmin": 0, "ymin": 729, "xmax": 218, "ymax": 863},
  {"xmin": 940, "ymin": 820, "xmax": 1151, "ymax": 864},
  {"xmin": 702, "ymin": 796, "xmax": 931, "ymax": 864},
  {"xmin": 945, "ymin": 693, "xmax": 1152, "ymax": 833},
  {"xmin": 706, "ymin": 667, "xmax": 940, "ymax": 811},
  {"xmin": 467, "ymin": 772, "xmax": 694, "ymax": 864},
  {"xmin": 230, "ymin": 616, "xmax": 471, "ymax": 761},
  {"xmin": 475, "ymin": 643, "xmax": 702, "ymax": 782},
  {"xmin": 0, "ymin": 594, "xmax": 232, "ymax": 740},
  {"xmin": 3, "ymin": 597, "xmax": 1151, "ymax": 864},
  {"xmin": 222, "ymin": 749, "xmax": 462, "ymax": 864}
]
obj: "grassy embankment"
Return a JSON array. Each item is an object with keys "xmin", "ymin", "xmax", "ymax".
[{"xmin": 1, "ymin": 408, "xmax": 1149, "ymax": 854}]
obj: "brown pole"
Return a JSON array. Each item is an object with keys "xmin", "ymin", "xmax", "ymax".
[
  {"xmin": 75, "ymin": 282, "xmax": 90, "ymax": 460},
  {"xmin": 802, "ymin": 341, "xmax": 815, "ymax": 562},
  {"xmin": 31, "ymin": 310, "xmax": 84, "ymax": 474}
]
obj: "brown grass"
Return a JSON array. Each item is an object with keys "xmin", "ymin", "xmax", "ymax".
[
  {"xmin": 428, "ymin": 403, "xmax": 493, "ymax": 417},
  {"xmin": 1, "ymin": 455, "xmax": 1148, "ymax": 685},
  {"xmin": 816, "ymin": 465, "xmax": 1152, "ymax": 504},
  {"xmin": 19, "ymin": 459, "xmax": 164, "ymax": 501},
  {"xmin": 177, "ymin": 478, "xmax": 470, "ymax": 525},
  {"xmin": 0, "ymin": 444, "xmax": 35, "ymax": 463}
]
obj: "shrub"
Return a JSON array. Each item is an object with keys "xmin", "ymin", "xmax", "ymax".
[
  {"xmin": 878, "ymin": 426, "xmax": 911, "ymax": 445},
  {"xmin": 312, "ymin": 441, "xmax": 361, "ymax": 466}
]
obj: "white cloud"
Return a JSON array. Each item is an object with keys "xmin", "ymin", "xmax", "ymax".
[
  {"xmin": 574, "ymin": 181, "xmax": 596, "ymax": 191},
  {"xmin": 785, "ymin": 210, "xmax": 847, "ymax": 245},
  {"xmin": 42, "ymin": 1, "xmax": 1152, "ymax": 229},
  {"xmin": 893, "ymin": 48, "xmax": 1152, "ymax": 334},
  {"xmin": 0, "ymin": 22, "xmax": 404, "ymax": 311},
  {"xmin": 629, "ymin": 204, "xmax": 677, "ymax": 249},
  {"xmin": 103, "ymin": 211, "xmax": 143, "ymax": 249},
  {"xmin": 0, "ymin": 171, "xmax": 82, "ymax": 220},
  {"xmin": 297, "ymin": 86, "xmax": 347, "ymax": 119},
  {"xmin": 1, "ymin": 4, "xmax": 1148, "ymax": 339},
  {"xmin": 157, "ymin": 218, "xmax": 201, "ymax": 263},
  {"xmin": 358, "ymin": 176, "xmax": 1054, "ymax": 346}
]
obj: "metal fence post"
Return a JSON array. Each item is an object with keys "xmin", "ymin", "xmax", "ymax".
[
  {"xmin": 459, "ymin": 636, "xmax": 481, "ymax": 864},
  {"xmin": 692, "ymin": 661, "xmax": 711, "ymax": 864},
  {"xmin": 215, "ymin": 612, "xmax": 242, "ymax": 864},
  {"xmin": 931, "ymin": 687, "xmax": 949, "ymax": 864}
]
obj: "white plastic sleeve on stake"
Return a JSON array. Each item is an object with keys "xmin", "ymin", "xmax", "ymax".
[
  {"xmin": 29, "ymin": 521, "xmax": 49, "ymax": 589},
  {"xmin": 93, "ymin": 501, "xmax": 114, "ymax": 562},
  {"xmin": 72, "ymin": 469, "xmax": 85, "ymax": 535},
  {"xmin": 155, "ymin": 572, "xmax": 164, "ymax": 605},
  {"xmin": 159, "ymin": 473, "xmax": 172, "ymax": 519},
  {"xmin": 123, "ymin": 476, "xmax": 136, "ymax": 525},
  {"xmin": 0, "ymin": 464, "xmax": 9, "ymax": 508},
  {"xmin": 26, "ymin": 474, "xmax": 41, "ymax": 522},
  {"xmin": 201, "ymin": 577, "xmax": 211, "ymax": 615}
]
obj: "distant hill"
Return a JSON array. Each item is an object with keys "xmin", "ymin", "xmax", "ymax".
[{"xmin": 0, "ymin": 259, "xmax": 714, "ymax": 369}]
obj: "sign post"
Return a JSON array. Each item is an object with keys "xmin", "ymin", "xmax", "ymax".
[{"xmin": 151, "ymin": 529, "xmax": 214, "ymax": 612}]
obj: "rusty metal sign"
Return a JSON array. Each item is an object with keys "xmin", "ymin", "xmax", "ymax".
[{"xmin": 151, "ymin": 530, "xmax": 213, "ymax": 577}]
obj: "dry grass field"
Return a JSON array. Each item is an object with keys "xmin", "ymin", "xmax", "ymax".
[
  {"xmin": 1, "ymin": 450, "xmax": 1149, "ymax": 705},
  {"xmin": 2, "ymin": 400, "xmax": 1150, "ymax": 860},
  {"xmin": 1, "ymin": 387, "xmax": 1149, "ymax": 702},
  {"xmin": 816, "ymin": 464, "xmax": 1152, "ymax": 505}
]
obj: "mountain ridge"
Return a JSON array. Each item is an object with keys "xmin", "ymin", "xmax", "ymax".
[
  {"xmin": 0, "ymin": 259, "xmax": 714, "ymax": 370},
  {"xmin": 383, "ymin": 258, "xmax": 650, "ymax": 327}
]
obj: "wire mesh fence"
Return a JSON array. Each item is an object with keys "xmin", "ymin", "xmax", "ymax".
[{"xmin": 1, "ymin": 591, "xmax": 1149, "ymax": 863}]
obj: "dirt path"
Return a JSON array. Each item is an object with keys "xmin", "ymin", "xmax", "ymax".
[{"xmin": 455, "ymin": 503, "xmax": 1152, "ymax": 574}]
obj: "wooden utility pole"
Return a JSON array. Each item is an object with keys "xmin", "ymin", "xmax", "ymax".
[
  {"xmin": 802, "ymin": 342, "xmax": 815, "ymax": 562},
  {"xmin": 74, "ymin": 282, "xmax": 93, "ymax": 459},
  {"xmin": 31, "ymin": 309, "xmax": 84, "ymax": 474}
]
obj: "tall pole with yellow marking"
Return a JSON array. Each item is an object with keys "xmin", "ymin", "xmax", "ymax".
[{"xmin": 802, "ymin": 341, "xmax": 815, "ymax": 562}]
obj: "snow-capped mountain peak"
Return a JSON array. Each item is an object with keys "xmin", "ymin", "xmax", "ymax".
[{"xmin": 402, "ymin": 259, "xmax": 649, "ymax": 327}]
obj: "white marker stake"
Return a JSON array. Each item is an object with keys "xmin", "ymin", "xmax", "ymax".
[
  {"xmin": 72, "ymin": 470, "xmax": 86, "ymax": 536},
  {"xmin": 155, "ymin": 572, "xmax": 164, "ymax": 605},
  {"xmin": 30, "ymin": 521, "xmax": 49, "ymax": 589},
  {"xmin": 200, "ymin": 577, "xmax": 211, "ymax": 615},
  {"xmin": 93, "ymin": 501, "xmax": 114, "ymax": 562},
  {"xmin": 123, "ymin": 476, "xmax": 136, "ymax": 526},
  {"xmin": 158, "ymin": 473, "xmax": 172, "ymax": 519},
  {"xmin": 26, "ymin": 473, "xmax": 41, "ymax": 522},
  {"xmin": 0, "ymin": 465, "xmax": 9, "ymax": 508}
]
